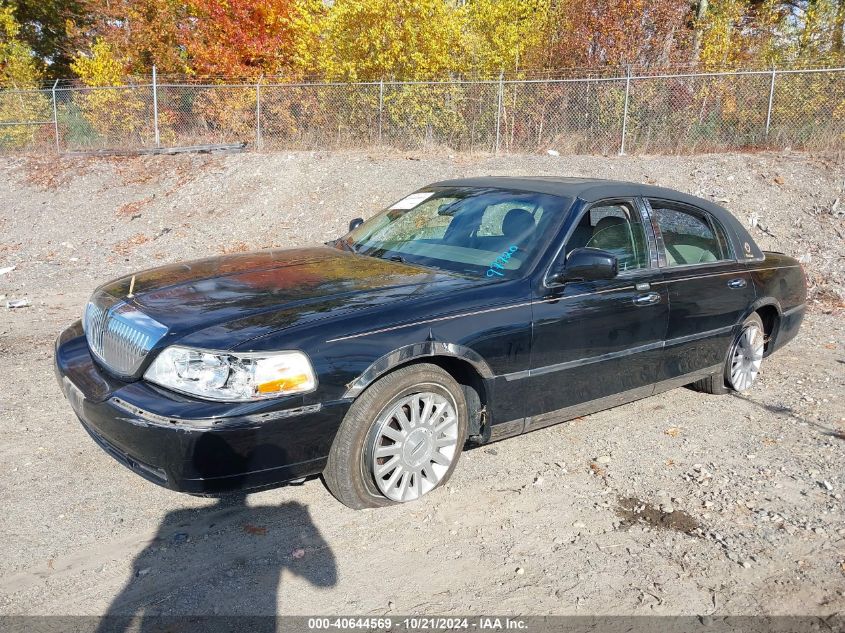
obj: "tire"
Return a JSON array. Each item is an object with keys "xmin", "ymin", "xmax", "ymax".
[
  {"xmin": 692, "ymin": 312, "xmax": 765, "ymax": 395},
  {"xmin": 323, "ymin": 363, "xmax": 469, "ymax": 510}
]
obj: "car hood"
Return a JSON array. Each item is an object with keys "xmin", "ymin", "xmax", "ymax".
[{"xmin": 95, "ymin": 246, "xmax": 472, "ymax": 348}]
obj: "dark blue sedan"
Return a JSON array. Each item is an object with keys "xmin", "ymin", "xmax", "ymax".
[{"xmin": 55, "ymin": 178, "xmax": 806, "ymax": 508}]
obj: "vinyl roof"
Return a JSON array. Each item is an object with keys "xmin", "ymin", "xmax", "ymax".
[{"xmin": 430, "ymin": 176, "xmax": 700, "ymax": 204}]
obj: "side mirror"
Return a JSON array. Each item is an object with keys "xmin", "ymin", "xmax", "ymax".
[
  {"xmin": 548, "ymin": 247, "xmax": 618, "ymax": 285},
  {"xmin": 349, "ymin": 217, "xmax": 364, "ymax": 232}
]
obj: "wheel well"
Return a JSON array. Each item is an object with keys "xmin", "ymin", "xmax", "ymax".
[
  {"xmin": 755, "ymin": 304, "xmax": 780, "ymax": 354},
  {"xmin": 395, "ymin": 356, "xmax": 489, "ymax": 441}
]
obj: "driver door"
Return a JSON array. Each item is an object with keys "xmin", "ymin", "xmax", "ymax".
[{"xmin": 524, "ymin": 199, "xmax": 669, "ymax": 431}]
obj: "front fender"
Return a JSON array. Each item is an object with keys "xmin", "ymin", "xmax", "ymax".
[{"xmin": 343, "ymin": 341, "xmax": 495, "ymax": 398}]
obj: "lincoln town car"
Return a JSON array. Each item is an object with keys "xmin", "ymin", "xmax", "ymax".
[{"xmin": 55, "ymin": 178, "xmax": 806, "ymax": 508}]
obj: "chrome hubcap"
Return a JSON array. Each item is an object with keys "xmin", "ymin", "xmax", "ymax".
[
  {"xmin": 369, "ymin": 391, "xmax": 458, "ymax": 502},
  {"xmin": 729, "ymin": 325, "xmax": 764, "ymax": 392}
]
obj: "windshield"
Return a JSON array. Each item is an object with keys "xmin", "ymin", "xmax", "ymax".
[{"xmin": 344, "ymin": 187, "xmax": 571, "ymax": 278}]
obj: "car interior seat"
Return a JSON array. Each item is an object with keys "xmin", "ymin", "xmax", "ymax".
[
  {"xmin": 501, "ymin": 208, "xmax": 536, "ymax": 244},
  {"xmin": 588, "ymin": 216, "xmax": 630, "ymax": 251},
  {"xmin": 663, "ymin": 236, "xmax": 719, "ymax": 266}
]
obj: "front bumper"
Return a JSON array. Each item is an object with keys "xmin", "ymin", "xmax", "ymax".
[{"xmin": 54, "ymin": 321, "xmax": 350, "ymax": 495}]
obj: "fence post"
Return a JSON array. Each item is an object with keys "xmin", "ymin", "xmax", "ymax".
[
  {"xmin": 765, "ymin": 68, "xmax": 776, "ymax": 138},
  {"xmin": 255, "ymin": 76, "xmax": 263, "ymax": 150},
  {"xmin": 495, "ymin": 71, "xmax": 504, "ymax": 155},
  {"xmin": 152, "ymin": 65, "xmax": 160, "ymax": 147},
  {"xmin": 378, "ymin": 79, "xmax": 384, "ymax": 144},
  {"xmin": 619, "ymin": 65, "xmax": 631, "ymax": 155},
  {"xmin": 51, "ymin": 79, "xmax": 60, "ymax": 154}
]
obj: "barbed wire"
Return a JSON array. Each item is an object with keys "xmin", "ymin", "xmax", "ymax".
[{"xmin": 5, "ymin": 60, "xmax": 844, "ymax": 90}]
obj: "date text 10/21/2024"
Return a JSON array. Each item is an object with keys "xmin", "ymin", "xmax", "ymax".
[{"xmin": 307, "ymin": 617, "xmax": 528, "ymax": 630}]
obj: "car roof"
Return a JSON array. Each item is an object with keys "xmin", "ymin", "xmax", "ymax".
[
  {"xmin": 431, "ymin": 176, "xmax": 700, "ymax": 204},
  {"xmin": 428, "ymin": 176, "xmax": 764, "ymax": 262}
]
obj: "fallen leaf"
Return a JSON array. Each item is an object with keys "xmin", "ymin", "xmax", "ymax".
[
  {"xmin": 589, "ymin": 462, "xmax": 606, "ymax": 477},
  {"xmin": 664, "ymin": 427, "xmax": 681, "ymax": 438},
  {"xmin": 243, "ymin": 524, "xmax": 267, "ymax": 536},
  {"xmin": 773, "ymin": 175, "xmax": 785, "ymax": 185},
  {"xmin": 824, "ymin": 343, "xmax": 837, "ymax": 350}
]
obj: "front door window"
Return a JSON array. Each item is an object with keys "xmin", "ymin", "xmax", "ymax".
[{"xmin": 565, "ymin": 202, "xmax": 649, "ymax": 272}]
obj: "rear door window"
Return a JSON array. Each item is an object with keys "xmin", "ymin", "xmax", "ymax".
[{"xmin": 649, "ymin": 202, "xmax": 731, "ymax": 266}]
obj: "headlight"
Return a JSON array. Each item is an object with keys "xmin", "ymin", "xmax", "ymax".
[{"xmin": 144, "ymin": 346, "xmax": 317, "ymax": 401}]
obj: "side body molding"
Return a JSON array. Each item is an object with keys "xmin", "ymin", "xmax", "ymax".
[{"xmin": 343, "ymin": 341, "xmax": 495, "ymax": 399}]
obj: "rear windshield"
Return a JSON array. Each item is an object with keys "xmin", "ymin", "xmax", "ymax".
[{"xmin": 345, "ymin": 187, "xmax": 571, "ymax": 278}]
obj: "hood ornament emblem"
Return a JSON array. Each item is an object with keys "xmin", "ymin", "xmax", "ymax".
[{"xmin": 127, "ymin": 275, "xmax": 136, "ymax": 299}]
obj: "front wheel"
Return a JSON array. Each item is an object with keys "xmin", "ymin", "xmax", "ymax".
[{"xmin": 323, "ymin": 363, "xmax": 468, "ymax": 509}]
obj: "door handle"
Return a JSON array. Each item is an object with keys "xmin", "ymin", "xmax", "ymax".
[
  {"xmin": 727, "ymin": 278, "xmax": 747, "ymax": 289},
  {"xmin": 633, "ymin": 292, "xmax": 661, "ymax": 306}
]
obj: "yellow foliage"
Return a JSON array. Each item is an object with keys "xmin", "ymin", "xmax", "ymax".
[
  {"xmin": 70, "ymin": 40, "xmax": 149, "ymax": 145},
  {"xmin": 461, "ymin": 0, "xmax": 550, "ymax": 75},
  {"xmin": 0, "ymin": 6, "xmax": 42, "ymax": 87},
  {"xmin": 319, "ymin": 0, "xmax": 464, "ymax": 81},
  {"xmin": 70, "ymin": 39, "xmax": 126, "ymax": 87},
  {"xmin": 0, "ymin": 6, "xmax": 49, "ymax": 149},
  {"xmin": 696, "ymin": 0, "xmax": 749, "ymax": 69},
  {"xmin": 798, "ymin": 0, "xmax": 844, "ymax": 65},
  {"xmin": 289, "ymin": 0, "xmax": 326, "ymax": 76}
]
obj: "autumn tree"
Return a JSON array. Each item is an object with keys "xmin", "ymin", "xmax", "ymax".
[
  {"xmin": 4, "ymin": 0, "xmax": 88, "ymax": 79},
  {"xmin": 185, "ymin": 0, "xmax": 322, "ymax": 78},
  {"xmin": 70, "ymin": 39, "xmax": 149, "ymax": 143},
  {"xmin": 0, "ymin": 6, "xmax": 51, "ymax": 148},
  {"xmin": 461, "ymin": 0, "xmax": 550, "ymax": 76},
  {"xmin": 319, "ymin": 0, "xmax": 464, "ymax": 81},
  {"xmin": 536, "ymin": 0, "xmax": 693, "ymax": 69},
  {"xmin": 77, "ymin": 0, "xmax": 190, "ymax": 75},
  {"xmin": 0, "ymin": 5, "xmax": 42, "ymax": 86}
]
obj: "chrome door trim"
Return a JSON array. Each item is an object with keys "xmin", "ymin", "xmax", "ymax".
[
  {"xmin": 502, "ymin": 325, "xmax": 732, "ymax": 381},
  {"xmin": 489, "ymin": 363, "xmax": 723, "ymax": 439}
]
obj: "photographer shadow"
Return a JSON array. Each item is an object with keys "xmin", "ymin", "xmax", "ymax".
[{"xmin": 96, "ymin": 434, "xmax": 337, "ymax": 633}]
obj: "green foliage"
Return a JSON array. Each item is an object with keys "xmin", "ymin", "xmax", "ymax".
[{"xmin": 4, "ymin": 0, "xmax": 87, "ymax": 79}]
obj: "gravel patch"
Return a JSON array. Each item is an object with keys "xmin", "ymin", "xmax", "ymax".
[{"xmin": 0, "ymin": 150, "xmax": 842, "ymax": 616}]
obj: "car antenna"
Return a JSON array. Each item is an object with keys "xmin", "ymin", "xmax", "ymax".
[{"xmin": 127, "ymin": 275, "xmax": 136, "ymax": 299}]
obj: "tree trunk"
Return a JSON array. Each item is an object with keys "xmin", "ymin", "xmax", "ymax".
[{"xmin": 691, "ymin": 0, "xmax": 709, "ymax": 64}]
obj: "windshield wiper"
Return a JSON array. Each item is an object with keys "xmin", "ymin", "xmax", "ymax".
[{"xmin": 331, "ymin": 237, "xmax": 359, "ymax": 253}]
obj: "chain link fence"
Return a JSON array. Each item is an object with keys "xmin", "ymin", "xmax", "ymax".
[{"xmin": 1, "ymin": 68, "xmax": 843, "ymax": 155}]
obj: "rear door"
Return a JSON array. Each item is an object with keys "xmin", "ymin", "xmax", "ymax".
[
  {"xmin": 645, "ymin": 198, "xmax": 756, "ymax": 380},
  {"xmin": 524, "ymin": 198, "xmax": 668, "ymax": 430}
]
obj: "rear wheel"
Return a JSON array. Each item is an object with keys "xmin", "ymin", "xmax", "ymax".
[
  {"xmin": 323, "ymin": 363, "xmax": 468, "ymax": 509},
  {"xmin": 692, "ymin": 313, "xmax": 765, "ymax": 394}
]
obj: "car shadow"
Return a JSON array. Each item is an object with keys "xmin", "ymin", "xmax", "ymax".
[
  {"xmin": 96, "ymin": 436, "xmax": 338, "ymax": 632},
  {"xmin": 729, "ymin": 392, "xmax": 845, "ymax": 441}
]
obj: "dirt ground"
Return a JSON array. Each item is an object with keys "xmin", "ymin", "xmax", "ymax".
[{"xmin": 0, "ymin": 150, "xmax": 843, "ymax": 618}]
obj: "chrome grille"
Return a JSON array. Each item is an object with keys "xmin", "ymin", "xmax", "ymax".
[{"xmin": 83, "ymin": 294, "xmax": 168, "ymax": 378}]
